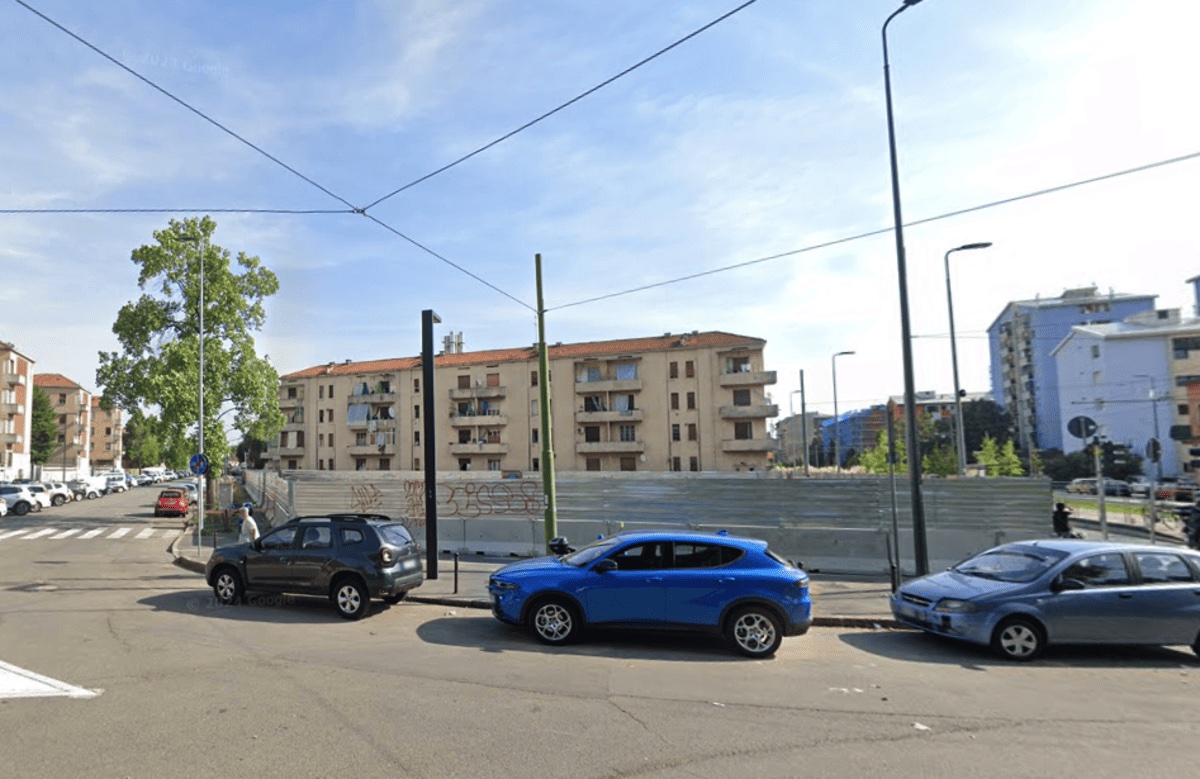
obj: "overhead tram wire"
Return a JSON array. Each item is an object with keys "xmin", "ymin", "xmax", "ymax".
[
  {"xmin": 13, "ymin": 0, "xmax": 359, "ymax": 213},
  {"xmin": 546, "ymin": 148, "xmax": 1200, "ymax": 312},
  {"xmin": 361, "ymin": 0, "xmax": 760, "ymax": 211},
  {"xmin": 0, "ymin": 208, "xmax": 353, "ymax": 214}
]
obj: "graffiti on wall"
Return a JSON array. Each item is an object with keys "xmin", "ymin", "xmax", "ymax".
[
  {"xmin": 349, "ymin": 483, "xmax": 385, "ymax": 513},
  {"xmin": 402, "ymin": 479, "xmax": 545, "ymax": 520}
]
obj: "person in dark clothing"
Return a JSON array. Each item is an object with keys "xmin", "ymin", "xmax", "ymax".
[{"xmin": 1052, "ymin": 502, "xmax": 1073, "ymax": 536}]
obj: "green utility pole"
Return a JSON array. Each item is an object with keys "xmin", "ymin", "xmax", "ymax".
[{"xmin": 535, "ymin": 253, "xmax": 558, "ymax": 549}]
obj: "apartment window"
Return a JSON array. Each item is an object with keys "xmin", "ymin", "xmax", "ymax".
[
  {"xmin": 327, "ymin": 459, "xmax": 334, "ymax": 470},
  {"xmin": 687, "ymin": 423, "xmax": 697, "ymax": 441},
  {"xmin": 105, "ymin": 427, "xmax": 112, "ymax": 436},
  {"xmin": 59, "ymin": 414, "xmax": 66, "ymax": 424},
  {"xmin": 414, "ymin": 405, "xmax": 420, "ymax": 419},
  {"xmin": 672, "ymin": 424, "xmax": 681, "ymax": 441},
  {"xmin": 319, "ymin": 409, "xmax": 325, "ymax": 423},
  {"xmin": 584, "ymin": 426, "xmax": 601, "ymax": 443},
  {"xmin": 726, "ymin": 356, "xmax": 751, "ymax": 374},
  {"xmin": 689, "ymin": 456, "xmax": 699, "ymax": 472},
  {"xmin": 734, "ymin": 422, "xmax": 753, "ymax": 440},
  {"xmin": 488, "ymin": 459, "xmax": 501, "ymax": 471},
  {"xmin": 318, "ymin": 460, "xmax": 325, "ymax": 470},
  {"xmin": 285, "ymin": 388, "xmax": 295, "ymax": 400},
  {"xmin": 615, "ymin": 363, "xmax": 637, "ymax": 381},
  {"xmin": 685, "ymin": 360, "xmax": 694, "ymax": 378},
  {"xmin": 531, "ymin": 370, "xmax": 538, "ymax": 387},
  {"xmin": 530, "ymin": 400, "xmax": 538, "ymax": 416},
  {"xmin": 532, "ymin": 457, "xmax": 539, "ymax": 471},
  {"xmin": 355, "ymin": 458, "xmax": 367, "ymax": 471},
  {"xmin": 619, "ymin": 457, "xmax": 637, "ymax": 471},
  {"xmin": 459, "ymin": 458, "xmax": 471, "ymax": 471},
  {"xmin": 319, "ymin": 386, "xmax": 325, "ymax": 399},
  {"xmin": 532, "ymin": 428, "xmax": 539, "ymax": 444},
  {"xmin": 1180, "ymin": 404, "xmax": 1190, "ymax": 416},
  {"xmin": 1091, "ymin": 345, "xmax": 1100, "ymax": 359},
  {"xmin": 669, "ymin": 362, "xmax": 679, "ymax": 379},
  {"xmin": 670, "ymin": 393, "xmax": 679, "ymax": 410},
  {"xmin": 732, "ymin": 389, "xmax": 751, "ymax": 406},
  {"xmin": 327, "ymin": 408, "xmax": 333, "ymax": 422},
  {"xmin": 356, "ymin": 432, "xmax": 367, "ymax": 446},
  {"xmin": 280, "ymin": 432, "xmax": 289, "ymax": 448},
  {"xmin": 329, "ymin": 433, "xmax": 334, "ymax": 448},
  {"xmin": 686, "ymin": 392, "xmax": 696, "ymax": 410},
  {"xmin": 414, "ymin": 431, "xmax": 421, "ymax": 445},
  {"xmin": 586, "ymin": 458, "xmax": 601, "ymax": 472},
  {"xmin": 296, "ymin": 431, "xmax": 305, "ymax": 447},
  {"xmin": 459, "ymin": 429, "xmax": 472, "ymax": 444},
  {"xmin": 57, "ymin": 434, "xmax": 65, "ymax": 443},
  {"xmin": 328, "ymin": 384, "xmax": 333, "ymax": 397},
  {"xmin": 105, "ymin": 443, "xmax": 111, "ymax": 451},
  {"xmin": 487, "ymin": 373, "xmax": 500, "ymax": 387},
  {"xmin": 619, "ymin": 425, "xmax": 636, "ymax": 442},
  {"xmin": 458, "ymin": 375, "xmax": 471, "ymax": 389},
  {"xmin": 410, "ymin": 378, "xmax": 419, "ymax": 393},
  {"xmin": 584, "ymin": 395, "xmax": 606, "ymax": 412},
  {"xmin": 379, "ymin": 458, "xmax": 390, "ymax": 471},
  {"xmin": 672, "ymin": 456, "xmax": 681, "ymax": 471},
  {"xmin": 287, "ymin": 460, "xmax": 298, "ymax": 470}
]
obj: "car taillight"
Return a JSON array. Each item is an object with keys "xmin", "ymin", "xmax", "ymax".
[{"xmin": 380, "ymin": 548, "xmax": 394, "ymax": 564}]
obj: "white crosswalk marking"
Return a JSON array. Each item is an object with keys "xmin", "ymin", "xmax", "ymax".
[
  {"xmin": 78, "ymin": 529, "xmax": 104, "ymax": 539},
  {"xmin": 49, "ymin": 529, "xmax": 82, "ymax": 540},
  {"xmin": 107, "ymin": 528, "xmax": 131, "ymax": 539},
  {"xmin": 21, "ymin": 529, "xmax": 58, "ymax": 540},
  {"xmin": 0, "ymin": 529, "xmax": 31, "ymax": 540},
  {"xmin": 135, "ymin": 528, "xmax": 155, "ymax": 539}
]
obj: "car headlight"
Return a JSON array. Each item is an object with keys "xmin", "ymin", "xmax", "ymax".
[
  {"xmin": 933, "ymin": 599, "xmax": 978, "ymax": 614},
  {"xmin": 490, "ymin": 579, "xmax": 519, "ymax": 590}
]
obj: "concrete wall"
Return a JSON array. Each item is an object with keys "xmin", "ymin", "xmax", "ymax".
[{"xmin": 244, "ymin": 470, "xmax": 1052, "ymax": 575}]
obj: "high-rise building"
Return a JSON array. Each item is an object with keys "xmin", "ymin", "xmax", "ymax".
[
  {"xmin": 33, "ymin": 373, "xmax": 92, "ymax": 479},
  {"xmin": 268, "ymin": 331, "xmax": 778, "ymax": 473},
  {"xmin": 0, "ymin": 341, "xmax": 35, "ymax": 480},
  {"xmin": 89, "ymin": 397, "xmax": 124, "ymax": 471},
  {"xmin": 988, "ymin": 286, "xmax": 1155, "ymax": 453}
]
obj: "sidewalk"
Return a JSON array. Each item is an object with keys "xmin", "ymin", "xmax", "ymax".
[{"xmin": 167, "ymin": 530, "xmax": 899, "ymax": 628}]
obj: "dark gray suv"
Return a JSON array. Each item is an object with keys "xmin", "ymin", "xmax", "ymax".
[{"xmin": 205, "ymin": 513, "xmax": 423, "ymax": 620}]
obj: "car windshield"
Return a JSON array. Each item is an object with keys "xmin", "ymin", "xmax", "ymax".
[
  {"xmin": 953, "ymin": 546, "xmax": 1069, "ymax": 583},
  {"xmin": 562, "ymin": 539, "xmax": 620, "ymax": 567},
  {"xmin": 380, "ymin": 524, "xmax": 414, "ymax": 546}
]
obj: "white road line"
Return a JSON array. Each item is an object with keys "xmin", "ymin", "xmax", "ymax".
[
  {"xmin": 21, "ymin": 529, "xmax": 58, "ymax": 540},
  {"xmin": 0, "ymin": 659, "xmax": 98, "ymax": 700},
  {"xmin": 107, "ymin": 528, "xmax": 131, "ymax": 539},
  {"xmin": 135, "ymin": 528, "xmax": 155, "ymax": 539},
  {"xmin": 0, "ymin": 529, "xmax": 31, "ymax": 540},
  {"xmin": 49, "ymin": 529, "xmax": 82, "ymax": 540},
  {"xmin": 78, "ymin": 529, "xmax": 104, "ymax": 539}
]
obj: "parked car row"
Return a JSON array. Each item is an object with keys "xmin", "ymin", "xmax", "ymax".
[
  {"xmin": 0, "ymin": 480, "xmax": 79, "ymax": 515},
  {"xmin": 1065, "ymin": 476, "xmax": 1197, "ymax": 502},
  {"xmin": 0, "ymin": 470, "xmax": 196, "ymax": 516}
]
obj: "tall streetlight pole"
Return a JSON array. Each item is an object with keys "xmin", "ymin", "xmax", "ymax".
[
  {"xmin": 883, "ymin": 0, "xmax": 930, "ymax": 575},
  {"xmin": 182, "ymin": 233, "xmax": 207, "ymax": 551},
  {"xmin": 832, "ymin": 351, "xmax": 855, "ymax": 472},
  {"xmin": 1133, "ymin": 374, "xmax": 1164, "ymax": 485},
  {"xmin": 799, "ymin": 369, "xmax": 810, "ymax": 476},
  {"xmin": 944, "ymin": 242, "xmax": 992, "ymax": 476}
]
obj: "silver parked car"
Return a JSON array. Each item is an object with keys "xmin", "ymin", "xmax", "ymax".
[{"xmin": 892, "ymin": 540, "xmax": 1200, "ymax": 661}]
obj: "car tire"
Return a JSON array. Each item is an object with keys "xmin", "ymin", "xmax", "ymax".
[
  {"xmin": 991, "ymin": 617, "xmax": 1045, "ymax": 661},
  {"xmin": 527, "ymin": 597, "xmax": 581, "ymax": 646},
  {"xmin": 331, "ymin": 576, "xmax": 370, "ymax": 620},
  {"xmin": 51, "ymin": 495, "xmax": 66, "ymax": 507},
  {"xmin": 725, "ymin": 605, "xmax": 784, "ymax": 659},
  {"xmin": 212, "ymin": 567, "xmax": 244, "ymax": 606},
  {"xmin": 382, "ymin": 592, "xmax": 407, "ymax": 605},
  {"xmin": 1193, "ymin": 632, "xmax": 1200, "ymax": 660},
  {"xmin": 12, "ymin": 502, "xmax": 29, "ymax": 516}
]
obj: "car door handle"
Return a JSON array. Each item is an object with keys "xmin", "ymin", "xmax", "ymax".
[
  {"xmin": 718, "ymin": 578, "xmax": 736, "ymax": 584},
  {"xmin": 1117, "ymin": 593, "xmax": 1133, "ymax": 599},
  {"xmin": 647, "ymin": 577, "xmax": 663, "ymax": 583}
]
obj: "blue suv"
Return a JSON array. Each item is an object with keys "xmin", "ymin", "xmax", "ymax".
[{"xmin": 488, "ymin": 530, "xmax": 811, "ymax": 658}]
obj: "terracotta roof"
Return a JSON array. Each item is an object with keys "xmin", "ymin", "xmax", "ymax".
[
  {"xmin": 33, "ymin": 372, "xmax": 84, "ymax": 389},
  {"xmin": 281, "ymin": 331, "xmax": 764, "ymax": 380}
]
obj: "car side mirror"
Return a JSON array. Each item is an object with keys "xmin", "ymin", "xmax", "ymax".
[
  {"xmin": 1051, "ymin": 577, "xmax": 1084, "ymax": 593},
  {"xmin": 593, "ymin": 558, "xmax": 618, "ymax": 573},
  {"xmin": 252, "ymin": 539, "xmax": 263, "ymax": 552}
]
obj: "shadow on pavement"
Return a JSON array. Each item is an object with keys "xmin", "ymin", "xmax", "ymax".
[
  {"xmin": 137, "ymin": 589, "xmax": 398, "ymax": 625},
  {"xmin": 414, "ymin": 614, "xmax": 745, "ymax": 662},
  {"xmin": 839, "ymin": 628, "xmax": 1199, "ymax": 669}
]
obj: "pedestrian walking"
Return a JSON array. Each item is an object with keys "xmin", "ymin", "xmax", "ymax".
[
  {"xmin": 237, "ymin": 505, "xmax": 260, "ymax": 544},
  {"xmin": 1052, "ymin": 502, "xmax": 1073, "ymax": 537}
]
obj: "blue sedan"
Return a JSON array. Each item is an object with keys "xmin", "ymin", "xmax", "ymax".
[
  {"xmin": 892, "ymin": 540, "xmax": 1200, "ymax": 660},
  {"xmin": 488, "ymin": 530, "xmax": 812, "ymax": 658}
]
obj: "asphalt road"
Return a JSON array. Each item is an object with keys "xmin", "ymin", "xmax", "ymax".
[{"xmin": 1, "ymin": 488, "xmax": 1199, "ymax": 778}]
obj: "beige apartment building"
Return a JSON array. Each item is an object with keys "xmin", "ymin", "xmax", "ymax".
[
  {"xmin": 268, "ymin": 331, "xmax": 778, "ymax": 473},
  {"xmin": 33, "ymin": 373, "xmax": 92, "ymax": 478},
  {"xmin": 90, "ymin": 396, "xmax": 124, "ymax": 471},
  {"xmin": 1, "ymin": 341, "xmax": 35, "ymax": 480}
]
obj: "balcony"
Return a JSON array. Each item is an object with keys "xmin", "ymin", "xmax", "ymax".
[
  {"xmin": 349, "ymin": 392, "xmax": 396, "ymax": 405},
  {"xmin": 276, "ymin": 446, "xmax": 305, "ymax": 457},
  {"xmin": 450, "ymin": 412, "xmax": 507, "ymax": 427},
  {"xmin": 282, "ymin": 419, "xmax": 305, "ymax": 432},
  {"xmin": 0, "ymin": 431, "xmax": 23, "ymax": 444},
  {"xmin": 3, "ymin": 372, "xmax": 26, "ymax": 386},
  {"xmin": 349, "ymin": 444, "xmax": 395, "ymax": 456},
  {"xmin": 0, "ymin": 402, "xmax": 24, "ymax": 415},
  {"xmin": 279, "ymin": 394, "xmax": 303, "ymax": 408},
  {"xmin": 575, "ymin": 409, "xmax": 644, "ymax": 423},
  {"xmin": 573, "ymin": 379, "xmax": 643, "ymax": 394},
  {"xmin": 449, "ymin": 385, "xmax": 507, "ymax": 400},
  {"xmin": 719, "ymin": 404, "xmax": 778, "ymax": 419},
  {"xmin": 348, "ymin": 417, "xmax": 396, "ymax": 431},
  {"xmin": 721, "ymin": 439, "xmax": 775, "ymax": 453},
  {"xmin": 449, "ymin": 442, "xmax": 509, "ymax": 456},
  {"xmin": 718, "ymin": 370, "xmax": 777, "ymax": 387},
  {"xmin": 575, "ymin": 440, "xmax": 645, "ymax": 455}
]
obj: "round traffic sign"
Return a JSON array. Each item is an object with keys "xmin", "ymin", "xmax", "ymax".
[
  {"xmin": 189, "ymin": 453, "xmax": 210, "ymax": 476},
  {"xmin": 1066, "ymin": 416, "xmax": 1097, "ymax": 440}
]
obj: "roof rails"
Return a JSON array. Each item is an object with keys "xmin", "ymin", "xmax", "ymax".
[{"xmin": 285, "ymin": 513, "xmax": 394, "ymax": 524}]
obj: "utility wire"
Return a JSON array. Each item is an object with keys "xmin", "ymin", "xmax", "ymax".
[
  {"xmin": 362, "ymin": 0, "xmax": 759, "ymax": 211},
  {"xmin": 0, "ymin": 207, "xmax": 353, "ymax": 214},
  {"xmin": 362, "ymin": 213, "xmax": 535, "ymax": 312},
  {"xmin": 13, "ymin": 0, "xmax": 361, "ymax": 213},
  {"xmin": 548, "ymin": 149, "xmax": 1200, "ymax": 312}
]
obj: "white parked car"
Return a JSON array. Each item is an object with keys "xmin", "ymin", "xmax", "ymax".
[
  {"xmin": 0, "ymin": 484, "xmax": 40, "ymax": 515},
  {"xmin": 105, "ymin": 475, "xmax": 128, "ymax": 494},
  {"xmin": 24, "ymin": 484, "xmax": 53, "ymax": 510},
  {"xmin": 42, "ymin": 482, "xmax": 73, "ymax": 506}
]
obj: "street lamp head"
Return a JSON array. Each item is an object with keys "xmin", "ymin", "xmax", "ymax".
[
  {"xmin": 958, "ymin": 242, "xmax": 992, "ymax": 251},
  {"xmin": 834, "ymin": 351, "xmax": 856, "ymax": 358},
  {"xmin": 903, "ymin": 0, "xmax": 926, "ymax": 5}
]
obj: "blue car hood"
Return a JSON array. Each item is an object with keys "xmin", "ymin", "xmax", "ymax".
[
  {"xmin": 901, "ymin": 570, "xmax": 1028, "ymax": 601},
  {"xmin": 494, "ymin": 555, "xmax": 568, "ymax": 577}
]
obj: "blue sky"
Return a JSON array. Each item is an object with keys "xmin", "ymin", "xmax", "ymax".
[{"xmin": 2, "ymin": 0, "xmax": 1196, "ymax": 424}]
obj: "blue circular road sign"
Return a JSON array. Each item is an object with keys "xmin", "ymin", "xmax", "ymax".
[{"xmin": 189, "ymin": 453, "xmax": 210, "ymax": 476}]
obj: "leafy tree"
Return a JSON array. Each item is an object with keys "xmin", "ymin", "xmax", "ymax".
[
  {"xmin": 859, "ymin": 428, "xmax": 908, "ymax": 475},
  {"xmin": 932, "ymin": 399, "xmax": 1012, "ymax": 465},
  {"xmin": 122, "ymin": 409, "xmax": 164, "ymax": 469},
  {"xmin": 995, "ymin": 439, "xmax": 1025, "ymax": 477},
  {"xmin": 29, "ymin": 387, "xmax": 58, "ymax": 465},
  {"xmin": 975, "ymin": 435, "xmax": 1000, "ymax": 475},
  {"xmin": 1041, "ymin": 450, "xmax": 1091, "ymax": 482},
  {"xmin": 236, "ymin": 434, "xmax": 269, "ymax": 469},
  {"xmin": 923, "ymin": 444, "xmax": 958, "ymax": 477},
  {"xmin": 97, "ymin": 216, "xmax": 284, "ymax": 471}
]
